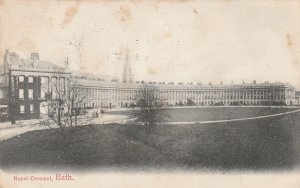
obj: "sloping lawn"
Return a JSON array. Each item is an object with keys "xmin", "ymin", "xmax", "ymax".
[
  {"xmin": 107, "ymin": 107, "xmax": 297, "ymax": 122},
  {"xmin": 0, "ymin": 112, "xmax": 300, "ymax": 171},
  {"xmin": 162, "ymin": 107, "xmax": 297, "ymax": 122}
]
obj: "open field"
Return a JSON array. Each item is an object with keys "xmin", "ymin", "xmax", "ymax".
[
  {"xmin": 108, "ymin": 107, "xmax": 298, "ymax": 122},
  {"xmin": 0, "ymin": 107, "xmax": 300, "ymax": 171}
]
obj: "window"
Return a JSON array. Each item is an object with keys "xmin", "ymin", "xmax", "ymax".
[
  {"xmin": 28, "ymin": 76, "xmax": 33, "ymax": 83},
  {"xmin": 30, "ymin": 104, "xmax": 34, "ymax": 113},
  {"xmin": 19, "ymin": 76, "xmax": 24, "ymax": 82},
  {"xmin": 20, "ymin": 105, "xmax": 25, "ymax": 113},
  {"xmin": 19, "ymin": 89, "xmax": 24, "ymax": 99},
  {"xmin": 28, "ymin": 89, "xmax": 33, "ymax": 99},
  {"xmin": 2, "ymin": 108, "xmax": 7, "ymax": 115},
  {"xmin": 59, "ymin": 78, "xmax": 65, "ymax": 93},
  {"xmin": 41, "ymin": 77, "xmax": 48, "ymax": 84},
  {"xmin": 0, "ymin": 76, "xmax": 3, "ymax": 84},
  {"xmin": 51, "ymin": 77, "xmax": 57, "ymax": 99},
  {"xmin": 41, "ymin": 90, "xmax": 45, "ymax": 99}
]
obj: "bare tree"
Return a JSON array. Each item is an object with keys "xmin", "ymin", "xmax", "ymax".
[
  {"xmin": 39, "ymin": 78, "xmax": 92, "ymax": 144},
  {"xmin": 131, "ymin": 84, "xmax": 164, "ymax": 144}
]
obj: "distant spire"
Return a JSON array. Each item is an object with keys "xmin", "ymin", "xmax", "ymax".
[
  {"xmin": 122, "ymin": 49, "xmax": 134, "ymax": 83},
  {"xmin": 64, "ymin": 57, "xmax": 69, "ymax": 70}
]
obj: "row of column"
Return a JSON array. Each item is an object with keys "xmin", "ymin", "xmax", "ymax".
[
  {"xmin": 160, "ymin": 89, "xmax": 292, "ymax": 101},
  {"xmin": 81, "ymin": 87, "xmax": 295, "ymax": 107}
]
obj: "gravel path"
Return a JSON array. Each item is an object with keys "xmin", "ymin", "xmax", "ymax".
[{"xmin": 0, "ymin": 114, "xmax": 131, "ymax": 141}]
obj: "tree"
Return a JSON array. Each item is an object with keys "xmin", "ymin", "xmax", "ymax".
[
  {"xmin": 187, "ymin": 98, "xmax": 195, "ymax": 106},
  {"xmin": 131, "ymin": 84, "xmax": 163, "ymax": 144},
  {"xmin": 39, "ymin": 78, "xmax": 92, "ymax": 145}
]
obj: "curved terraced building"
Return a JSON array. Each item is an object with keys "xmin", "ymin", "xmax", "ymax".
[
  {"xmin": 0, "ymin": 50, "xmax": 297, "ymax": 120},
  {"xmin": 76, "ymin": 77, "xmax": 296, "ymax": 109}
]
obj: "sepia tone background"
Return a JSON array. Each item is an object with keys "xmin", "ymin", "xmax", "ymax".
[{"xmin": 0, "ymin": 0, "xmax": 300, "ymax": 187}]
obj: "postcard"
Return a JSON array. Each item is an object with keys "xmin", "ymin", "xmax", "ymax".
[{"xmin": 0, "ymin": 0, "xmax": 300, "ymax": 187}]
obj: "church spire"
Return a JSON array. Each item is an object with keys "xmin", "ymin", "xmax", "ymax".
[{"xmin": 122, "ymin": 49, "xmax": 134, "ymax": 83}]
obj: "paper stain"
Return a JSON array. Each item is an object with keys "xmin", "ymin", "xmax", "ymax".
[
  {"xmin": 60, "ymin": 5, "xmax": 79, "ymax": 28},
  {"xmin": 115, "ymin": 4, "xmax": 133, "ymax": 23},
  {"xmin": 149, "ymin": 0, "xmax": 193, "ymax": 10},
  {"xmin": 0, "ymin": 0, "xmax": 4, "ymax": 6},
  {"xmin": 293, "ymin": 60, "xmax": 299, "ymax": 67},
  {"xmin": 79, "ymin": 63, "xmax": 88, "ymax": 72},
  {"xmin": 147, "ymin": 68, "xmax": 157, "ymax": 75},
  {"xmin": 165, "ymin": 32, "xmax": 172, "ymax": 38},
  {"xmin": 131, "ymin": 0, "xmax": 142, "ymax": 5},
  {"xmin": 286, "ymin": 34, "xmax": 300, "ymax": 68},
  {"xmin": 286, "ymin": 34, "xmax": 293, "ymax": 47},
  {"xmin": 94, "ymin": 60, "xmax": 102, "ymax": 71},
  {"xmin": 17, "ymin": 37, "xmax": 37, "ymax": 52}
]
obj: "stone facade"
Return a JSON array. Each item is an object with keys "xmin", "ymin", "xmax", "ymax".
[
  {"xmin": 0, "ymin": 50, "xmax": 298, "ymax": 121},
  {"xmin": 0, "ymin": 50, "xmax": 70, "ymax": 121},
  {"xmin": 75, "ymin": 79, "xmax": 296, "ymax": 109}
]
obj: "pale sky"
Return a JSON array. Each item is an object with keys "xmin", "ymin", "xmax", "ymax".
[{"xmin": 0, "ymin": 0, "xmax": 300, "ymax": 89}]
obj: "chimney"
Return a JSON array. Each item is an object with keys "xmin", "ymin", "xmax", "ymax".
[{"xmin": 30, "ymin": 52, "xmax": 39, "ymax": 61}]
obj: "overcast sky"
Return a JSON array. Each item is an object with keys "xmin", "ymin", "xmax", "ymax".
[{"xmin": 1, "ymin": 0, "xmax": 300, "ymax": 89}]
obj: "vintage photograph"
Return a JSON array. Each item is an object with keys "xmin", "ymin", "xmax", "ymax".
[{"xmin": 0, "ymin": 0, "xmax": 300, "ymax": 187}]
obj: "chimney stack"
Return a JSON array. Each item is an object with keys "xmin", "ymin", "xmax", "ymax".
[{"xmin": 30, "ymin": 52, "xmax": 39, "ymax": 61}]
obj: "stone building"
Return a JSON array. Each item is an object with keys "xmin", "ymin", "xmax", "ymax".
[
  {"xmin": 75, "ymin": 78, "xmax": 296, "ymax": 109},
  {"xmin": 0, "ymin": 50, "xmax": 70, "ymax": 121},
  {"xmin": 0, "ymin": 50, "xmax": 297, "ymax": 121},
  {"xmin": 75, "ymin": 54, "xmax": 296, "ymax": 108},
  {"xmin": 296, "ymin": 91, "xmax": 300, "ymax": 106}
]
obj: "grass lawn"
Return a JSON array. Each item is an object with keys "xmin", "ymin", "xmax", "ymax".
[
  {"xmin": 0, "ymin": 109, "xmax": 300, "ymax": 171},
  {"xmin": 108, "ymin": 107, "xmax": 297, "ymax": 122}
]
